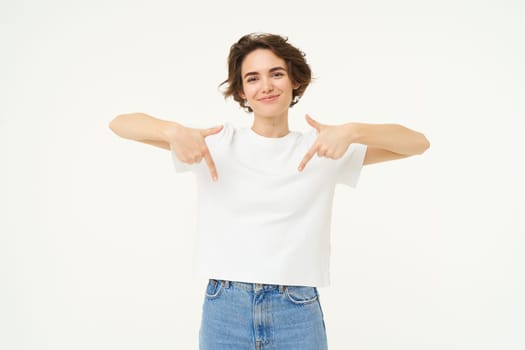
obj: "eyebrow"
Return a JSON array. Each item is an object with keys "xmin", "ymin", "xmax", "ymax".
[{"xmin": 243, "ymin": 66, "xmax": 287, "ymax": 79}]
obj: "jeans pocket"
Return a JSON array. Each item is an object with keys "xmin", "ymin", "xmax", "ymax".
[
  {"xmin": 205, "ymin": 279, "xmax": 224, "ymax": 300},
  {"xmin": 285, "ymin": 286, "xmax": 319, "ymax": 305}
]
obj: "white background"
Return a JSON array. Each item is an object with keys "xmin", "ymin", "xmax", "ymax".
[{"xmin": 2, "ymin": 0, "xmax": 524, "ymax": 349}]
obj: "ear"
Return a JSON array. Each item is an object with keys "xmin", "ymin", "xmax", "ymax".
[
  {"xmin": 293, "ymin": 83, "xmax": 300, "ymax": 90},
  {"xmin": 239, "ymin": 90, "xmax": 246, "ymax": 99}
]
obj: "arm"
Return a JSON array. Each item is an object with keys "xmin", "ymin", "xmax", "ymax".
[
  {"xmin": 299, "ymin": 114, "xmax": 430, "ymax": 170},
  {"xmin": 108, "ymin": 112, "xmax": 223, "ymax": 180},
  {"xmin": 108, "ymin": 112, "xmax": 178, "ymax": 150},
  {"xmin": 348, "ymin": 122, "xmax": 430, "ymax": 165}
]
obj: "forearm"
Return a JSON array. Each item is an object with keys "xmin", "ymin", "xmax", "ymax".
[
  {"xmin": 108, "ymin": 112, "xmax": 180, "ymax": 142},
  {"xmin": 348, "ymin": 122, "xmax": 430, "ymax": 155}
]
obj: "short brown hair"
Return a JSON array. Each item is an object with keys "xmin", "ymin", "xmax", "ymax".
[{"xmin": 220, "ymin": 33, "xmax": 312, "ymax": 113}]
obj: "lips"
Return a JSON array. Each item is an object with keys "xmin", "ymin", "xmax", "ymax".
[{"xmin": 258, "ymin": 94, "xmax": 280, "ymax": 102}]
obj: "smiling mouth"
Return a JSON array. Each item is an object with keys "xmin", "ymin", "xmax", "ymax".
[{"xmin": 258, "ymin": 95, "xmax": 280, "ymax": 102}]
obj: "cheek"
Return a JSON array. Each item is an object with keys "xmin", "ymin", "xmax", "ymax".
[
  {"xmin": 242, "ymin": 85, "xmax": 257, "ymax": 98},
  {"xmin": 277, "ymin": 80, "xmax": 294, "ymax": 93}
]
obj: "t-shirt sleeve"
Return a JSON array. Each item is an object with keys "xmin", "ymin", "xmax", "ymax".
[
  {"xmin": 170, "ymin": 123, "xmax": 230, "ymax": 173},
  {"xmin": 336, "ymin": 143, "xmax": 367, "ymax": 187}
]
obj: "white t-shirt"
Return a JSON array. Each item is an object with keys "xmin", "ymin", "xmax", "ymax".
[{"xmin": 170, "ymin": 123, "xmax": 367, "ymax": 287}]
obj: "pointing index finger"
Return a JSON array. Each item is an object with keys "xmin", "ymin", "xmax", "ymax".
[
  {"xmin": 298, "ymin": 143, "xmax": 318, "ymax": 172},
  {"xmin": 202, "ymin": 147, "xmax": 218, "ymax": 181}
]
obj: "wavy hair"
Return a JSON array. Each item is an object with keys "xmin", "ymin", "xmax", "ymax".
[{"xmin": 220, "ymin": 33, "xmax": 312, "ymax": 113}]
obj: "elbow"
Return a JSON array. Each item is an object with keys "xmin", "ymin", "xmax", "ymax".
[
  {"xmin": 418, "ymin": 134, "xmax": 430, "ymax": 155},
  {"xmin": 108, "ymin": 117, "xmax": 116, "ymax": 132},
  {"xmin": 108, "ymin": 114, "xmax": 125, "ymax": 135}
]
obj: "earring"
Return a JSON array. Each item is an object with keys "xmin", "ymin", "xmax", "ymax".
[{"xmin": 244, "ymin": 99, "xmax": 250, "ymax": 107}]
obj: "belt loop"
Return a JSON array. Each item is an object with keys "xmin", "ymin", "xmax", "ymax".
[
  {"xmin": 279, "ymin": 285, "xmax": 285, "ymax": 293},
  {"xmin": 223, "ymin": 280, "xmax": 230, "ymax": 288}
]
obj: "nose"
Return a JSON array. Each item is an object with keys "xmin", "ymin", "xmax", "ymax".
[{"xmin": 261, "ymin": 77, "xmax": 274, "ymax": 93}]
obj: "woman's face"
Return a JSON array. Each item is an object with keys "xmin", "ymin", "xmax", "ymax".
[{"xmin": 240, "ymin": 49, "xmax": 298, "ymax": 118}]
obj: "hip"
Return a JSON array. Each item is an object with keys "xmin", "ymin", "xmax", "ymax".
[{"xmin": 199, "ymin": 279, "xmax": 328, "ymax": 350}]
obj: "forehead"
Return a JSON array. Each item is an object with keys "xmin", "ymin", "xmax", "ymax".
[{"xmin": 241, "ymin": 49, "xmax": 286, "ymax": 74}]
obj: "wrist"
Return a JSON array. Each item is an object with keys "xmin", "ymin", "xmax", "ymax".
[
  {"xmin": 160, "ymin": 120, "xmax": 183, "ymax": 143},
  {"xmin": 344, "ymin": 122, "xmax": 363, "ymax": 144}
]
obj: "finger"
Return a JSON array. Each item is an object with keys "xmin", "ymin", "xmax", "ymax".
[
  {"xmin": 298, "ymin": 143, "xmax": 318, "ymax": 172},
  {"xmin": 202, "ymin": 149, "xmax": 218, "ymax": 181},
  {"xmin": 305, "ymin": 114, "xmax": 320, "ymax": 131},
  {"xmin": 317, "ymin": 145, "xmax": 329, "ymax": 157},
  {"xmin": 201, "ymin": 125, "xmax": 224, "ymax": 137},
  {"xmin": 324, "ymin": 151, "xmax": 336, "ymax": 159}
]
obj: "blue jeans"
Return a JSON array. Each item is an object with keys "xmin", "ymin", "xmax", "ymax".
[{"xmin": 199, "ymin": 279, "xmax": 328, "ymax": 350}]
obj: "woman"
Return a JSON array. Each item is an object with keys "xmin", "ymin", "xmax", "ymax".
[{"xmin": 109, "ymin": 33, "xmax": 429, "ymax": 350}]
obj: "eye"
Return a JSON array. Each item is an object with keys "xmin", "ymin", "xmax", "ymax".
[
  {"xmin": 246, "ymin": 76, "xmax": 258, "ymax": 83},
  {"xmin": 273, "ymin": 71, "xmax": 285, "ymax": 78}
]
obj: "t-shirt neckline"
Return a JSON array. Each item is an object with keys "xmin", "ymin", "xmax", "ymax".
[{"xmin": 246, "ymin": 127, "xmax": 295, "ymax": 142}]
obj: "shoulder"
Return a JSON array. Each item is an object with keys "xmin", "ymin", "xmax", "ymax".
[{"xmin": 204, "ymin": 122, "xmax": 236, "ymax": 147}]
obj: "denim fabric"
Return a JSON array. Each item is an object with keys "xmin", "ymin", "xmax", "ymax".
[{"xmin": 199, "ymin": 279, "xmax": 328, "ymax": 350}]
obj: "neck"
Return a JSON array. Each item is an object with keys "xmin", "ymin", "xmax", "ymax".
[{"xmin": 251, "ymin": 112, "xmax": 290, "ymax": 138}]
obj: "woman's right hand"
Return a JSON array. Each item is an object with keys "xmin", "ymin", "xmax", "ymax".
[
  {"xmin": 165, "ymin": 124, "xmax": 224, "ymax": 181},
  {"xmin": 109, "ymin": 113, "xmax": 223, "ymax": 181}
]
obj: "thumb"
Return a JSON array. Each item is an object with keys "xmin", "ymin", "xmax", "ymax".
[
  {"xmin": 201, "ymin": 125, "xmax": 223, "ymax": 137},
  {"xmin": 305, "ymin": 114, "xmax": 321, "ymax": 131}
]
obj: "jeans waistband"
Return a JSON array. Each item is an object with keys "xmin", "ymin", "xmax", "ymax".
[{"xmin": 209, "ymin": 279, "xmax": 287, "ymax": 293}]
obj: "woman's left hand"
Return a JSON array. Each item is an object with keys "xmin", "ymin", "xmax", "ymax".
[{"xmin": 298, "ymin": 114, "xmax": 355, "ymax": 171}]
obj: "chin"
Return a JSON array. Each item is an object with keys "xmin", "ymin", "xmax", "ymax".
[
  {"xmin": 254, "ymin": 111, "xmax": 286, "ymax": 119},
  {"xmin": 253, "ymin": 105, "xmax": 289, "ymax": 118}
]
